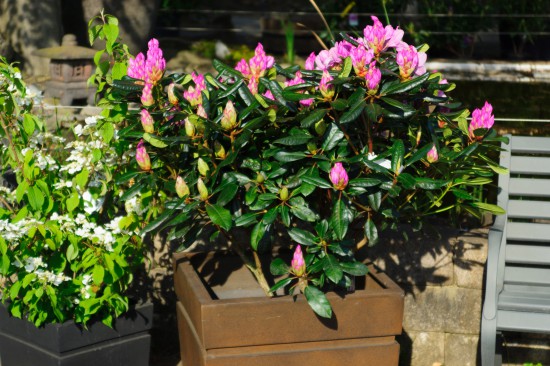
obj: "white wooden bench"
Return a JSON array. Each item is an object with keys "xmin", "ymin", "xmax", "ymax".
[{"xmin": 481, "ymin": 134, "xmax": 550, "ymax": 365}]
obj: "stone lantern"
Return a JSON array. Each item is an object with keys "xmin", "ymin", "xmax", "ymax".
[{"xmin": 34, "ymin": 34, "xmax": 97, "ymax": 105}]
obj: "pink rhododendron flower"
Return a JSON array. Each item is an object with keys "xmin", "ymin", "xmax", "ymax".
[
  {"xmin": 127, "ymin": 53, "xmax": 146, "ymax": 81},
  {"xmin": 315, "ymin": 50, "xmax": 336, "ymax": 70},
  {"xmin": 351, "ymin": 46, "xmax": 375, "ymax": 77},
  {"xmin": 291, "ymin": 245, "xmax": 306, "ymax": 277},
  {"xmin": 235, "ymin": 59, "xmax": 251, "ymax": 78},
  {"xmin": 263, "ymin": 90, "xmax": 275, "ymax": 100},
  {"xmin": 396, "ymin": 44, "xmax": 427, "ymax": 79},
  {"xmin": 362, "ymin": 16, "xmax": 404, "ymax": 55},
  {"xmin": 469, "ymin": 101, "xmax": 495, "ymax": 140},
  {"xmin": 330, "ymin": 162, "xmax": 349, "ymax": 190},
  {"xmin": 145, "ymin": 38, "xmax": 166, "ymax": 84},
  {"xmin": 196, "ymin": 104, "xmax": 208, "ymax": 119},
  {"xmin": 427, "ymin": 145, "xmax": 439, "ymax": 163},
  {"xmin": 140, "ymin": 109, "xmax": 154, "ymax": 134},
  {"xmin": 305, "ymin": 52, "xmax": 316, "ymax": 70},
  {"xmin": 249, "ymin": 43, "xmax": 274, "ymax": 79},
  {"xmin": 183, "ymin": 72, "xmax": 206, "ymax": 107},
  {"xmin": 365, "ymin": 62, "xmax": 382, "ymax": 92},
  {"xmin": 136, "ymin": 140, "xmax": 151, "ymax": 171},
  {"xmin": 319, "ymin": 70, "xmax": 334, "ymax": 99}
]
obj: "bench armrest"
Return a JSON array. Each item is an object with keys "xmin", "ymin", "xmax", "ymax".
[{"xmin": 483, "ymin": 219, "xmax": 506, "ymax": 321}]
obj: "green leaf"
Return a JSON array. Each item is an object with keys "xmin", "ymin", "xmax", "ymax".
[
  {"xmin": 270, "ymin": 258, "xmax": 290, "ymax": 276},
  {"xmin": 269, "ymin": 277, "xmax": 293, "ymax": 294},
  {"xmin": 250, "ymin": 221, "xmax": 266, "ymax": 251},
  {"xmin": 381, "ymin": 72, "xmax": 429, "ymax": 95},
  {"xmin": 340, "ymin": 99, "xmax": 366, "ymax": 124},
  {"xmin": 339, "ymin": 57, "xmax": 352, "ymax": 78},
  {"xmin": 301, "ymin": 175, "xmax": 332, "ymax": 189},
  {"xmin": 368, "ymin": 191, "xmax": 382, "ymax": 211},
  {"xmin": 340, "ymin": 261, "xmax": 369, "ymax": 276},
  {"xmin": 405, "ymin": 144, "xmax": 434, "ymax": 167},
  {"xmin": 66, "ymin": 190, "xmax": 80, "ymax": 212},
  {"xmin": 471, "ymin": 202, "xmax": 506, "ymax": 215},
  {"xmin": 330, "ymin": 199, "xmax": 351, "ymax": 240},
  {"xmin": 274, "ymin": 151, "xmax": 307, "ymax": 162},
  {"xmin": 27, "ymin": 185, "xmax": 44, "ymax": 211},
  {"xmin": 365, "ymin": 219, "xmax": 379, "ymax": 246},
  {"xmin": 93, "ymin": 265, "xmax": 105, "ymax": 284},
  {"xmin": 274, "ymin": 134, "xmax": 312, "ymax": 146},
  {"xmin": 288, "ymin": 228, "xmax": 318, "ymax": 246},
  {"xmin": 22, "ymin": 113, "xmax": 36, "ymax": 136},
  {"xmin": 416, "ymin": 178, "xmax": 449, "ymax": 190},
  {"xmin": 143, "ymin": 133, "xmax": 168, "ymax": 148},
  {"xmin": 304, "ymin": 286, "xmax": 332, "ymax": 319},
  {"xmin": 380, "ymin": 97, "xmax": 414, "ymax": 112},
  {"xmin": 205, "ymin": 204, "xmax": 232, "ymax": 231},
  {"xmin": 300, "ymin": 108, "xmax": 328, "ymax": 128},
  {"xmin": 323, "ymin": 254, "xmax": 343, "ymax": 284},
  {"xmin": 100, "ymin": 121, "xmax": 115, "ymax": 144},
  {"xmin": 321, "ymin": 123, "xmax": 344, "ymax": 151},
  {"xmin": 216, "ymin": 183, "xmax": 239, "ymax": 207},
  {"xmin": 290, "ymin": 198, "xmax": 318, "ymax": 222},
  {"xmin": 140, "ymin": 208, "xmax": 175, "ymax": 234},
  {"xmin": 391, "ymin": 139, "xmax": 405, "ymax": 174}
]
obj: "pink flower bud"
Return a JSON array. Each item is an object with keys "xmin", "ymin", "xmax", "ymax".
[
  {"xmin": 469, "ymin": 101, "xmax": 495, "ymax": 140},
  {"xmin": 319, "ymin": 70, "xmax": 334, "ymax": 100},
  {"xmin": 141, "ymin": 82, "xmax": 154, "ymax": 107},
  {"xmin": 140, "ymin": 109, "xmax": 154, "ymax": 134},
  {"xmin": 220, "ymin": 100, "xmax": 237, "ymax": 130},
  {"xmin": 145, "ymin": 38, "xmax": 166, "ymax": 84},
  {"xmin": 136, "ymin": 140, "xmax": 151, "ymax": 171},
  {"xmin": 330, "ymin": 162, "xmax": 349, "ymax": 190},
  {"xmin": 305, "ymin": 52, "xmax": 316, "ymax": 70},
  {"xmin": 175, "ymin": 176, "xmax": 190, "ymax": 198},
  {"xmin": 167, "ymin": 83, "xmax": 179, "ymax": 105},
  {"xmin": 365, "ymin": 62, "xmax": 381, "ymax": 93},
  {"xmin": 427, "ymin": 145, "xmax": 439, "ymax": 163},
  {"xmin": 291, "ymin": 245, "xmax": 306, "ymax": 277},
  {"xmin": 128, "ymin": 53, "xmax": 146, "ymax": 80}
]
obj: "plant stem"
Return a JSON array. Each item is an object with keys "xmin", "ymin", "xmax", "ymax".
[{"xmin": 229, "ymin": 238, "xmax": 273, "ymax": 297}]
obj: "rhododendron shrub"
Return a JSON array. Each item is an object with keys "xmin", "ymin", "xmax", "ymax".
[{"xmin": 90, "ymin": 14, "xmax": 506, "ymax": 318}]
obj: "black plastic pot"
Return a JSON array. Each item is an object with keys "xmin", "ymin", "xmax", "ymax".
[{"xmin": 0, "ymin": 301, "xmax": 153, "ymax": 366}]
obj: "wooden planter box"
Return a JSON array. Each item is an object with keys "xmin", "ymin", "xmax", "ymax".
[
  {"xmin": 0, "ymin": 301, "xmax": 153, "ymax": 366},
  {"xmin": 174, "ymin": 252, "xmax": 404, "ymax": 366}
]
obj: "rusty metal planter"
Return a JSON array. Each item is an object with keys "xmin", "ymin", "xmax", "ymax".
[{"xmin": 174, "ymin": 252, "xmax": 404, "ymax": 366}]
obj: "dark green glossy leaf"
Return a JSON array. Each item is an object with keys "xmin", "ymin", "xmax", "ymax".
[
  {"xmin": 323, "ymin": 254, "xmax": 343, "ymax": 284},
  {"xmin": 321, "ymin": 123, "xmax": 344, "ymax": 151},
  {"xmin": 391, "ymin": 139, "xmax": 405, "ymax": 173},
  {"xmin": 330, "ymin": 199, "xmax": 351, "ymax": 240},
  {"xmin": 415, "ymin": 177, "xmax": 449, "ymax": 190},
  {"xmin": 301, "ymin": 175, "xmax": 332, "ymax": 189},
  {"xmin": 205, "ymin": 204, "xmax": 232, "ymax": 231},
  {"xmin": 340, "ymin": 261, "xmax": 369, "ymax": 276},
  {"xmin": 365, "ymin": 219, "xmax": 379, "ymax": 246},
  {"xmin": 250, "ymin": 221, "xmax": 267, "ymax": 251},
  {"xmin": 269, "ymin": 277, "xmax": 293, "ymax": 293},
  {"xmin": 270, "ymin": 258, "xmax": 290, "ymax": 276},
  {"xmin": 304, "ymin": 286, "xmax": 332, "ymax": 319},
  {"xmin": 381, "ymin": 72, "xmax": 429, "ymax": 95},
  {"xmin": 216, "ymin": 183, "xmax": 239, "ymax": 207},
  {"xmin": 234, "ymin": 212, "xmax": 259, "ymax": 227},
  {"xmin": 288, "ymin": 228, "xmax": 318, "ymax": 246},
  {"xmin": 300, "ymin": 108, "xmax": 328, "ymax": 128}
]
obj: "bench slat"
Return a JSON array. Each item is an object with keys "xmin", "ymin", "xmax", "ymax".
[
  {"xmin": 507, "ymin": 200, "xmax": 550, "ymax": 219},
  {"xmin": 504, "ymin": 266, "xmax": 550, "ymax": 286},
  {"xmin": 510, "ymin": 136, "xmax": 550, "ymax": 154},
  {"xmin": 507, "ymin": 222, "xmax": 550, "ymax": 242},
  {"xmin": 506, "ymin": 244, "xmax": 550, "ymax": 265},
  {"xmin": 509, "ymin": 178, "xmax": 550, "ymax": 197},
  {"xmin": 510, "ymin": 156, "xmax": 550, "ymax": 175},
  {"xmin": 497, "ymin": 309, "xmax": 550, "ymax": 333},
  {"xmin": 498, "ymin": 291, "xmax": 550, "ymax": 313}
]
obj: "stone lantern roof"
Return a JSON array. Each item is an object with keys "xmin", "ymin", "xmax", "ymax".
[{"xmin": 33, "ymin": 34, "xmax": 97, "ymax": 60}]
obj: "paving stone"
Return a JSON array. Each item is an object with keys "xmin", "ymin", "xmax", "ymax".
[{"xmin": 445, "ymin": 333, "xmax": 479, "ymax": 366}]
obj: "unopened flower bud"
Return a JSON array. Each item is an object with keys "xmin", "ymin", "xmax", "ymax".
[
  {"xmin": 220, "ymin": 100, "xmax": 237, "ymax": 131},
  {"xmin": 214, "ymin": 141, "xmax": 226, "ymax": 159},
  {"xmin": 329, "ymin": 162, "xmax": 348, "ymax": 190},
  {"xmin": 307, "ymin": 142, "xmax": 318, "ymax": 154},
  {"xmin": 197, "ymin": 177, "xmax": 208, "ymax": 201},
  {"xmin": 427, "ymin": 145, "xmax": 439, "ymax": 163},
  {"xmin": 197, "ymin": 158, "xmax": 210, "ymax": 176},
  {"xmin": 141, "ymin": 82, "xmax": 154, "ymax": 107},
  {"xmin": 314, "ymin": 120, "xmax": 327, "ymax": 136},
  {"xmin": 184, "ymin": 118, "xmax": 195, "ymax": 137},
  {"xmin": 256, "ymin": 172, "xmax": 266, "ymax": 184},
  {"xmin": 167, "ymin": 83, "xmax": 179, "ymax": 105},
  {"xmin": 175, "ymin": 176, "xmax": 190, "ymax": 198},
  {"xmin": 136, "ymin": 140, "xmax": 151, "ymax": 171},
  {"xmin": 291, "ymin": 245, "xmax": 306, "ymax": 277},
  {"xmin": 140, "ymin": 109, "xmax": 154, "ymax": 134},
  {"xmin": 279, "ymin": 186, "xmax": 289, "ymax": 201}
]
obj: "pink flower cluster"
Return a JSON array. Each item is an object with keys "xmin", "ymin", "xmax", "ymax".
[
  {"xmin": 304, "ymin": 15, "xmax": 427, "ymax": 91},
  {"xmin": 235, "ymin": 43, "xmax": 275, "ymax": 94},
  {"xmin": 183, "ymin": 72, "xmax": 207, "ymax": 107},
  {"xmin": 469, "ymin": 101, "xmax": 495, "ymax": 140},
  {"xmin": 127, "ymin": 39, "xmax": 166, "ymax": 106}
]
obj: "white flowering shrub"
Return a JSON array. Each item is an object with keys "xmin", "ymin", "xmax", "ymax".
[{"xmin": 0, "ymin": 56, "xmax": 146, "ymax": 327}]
